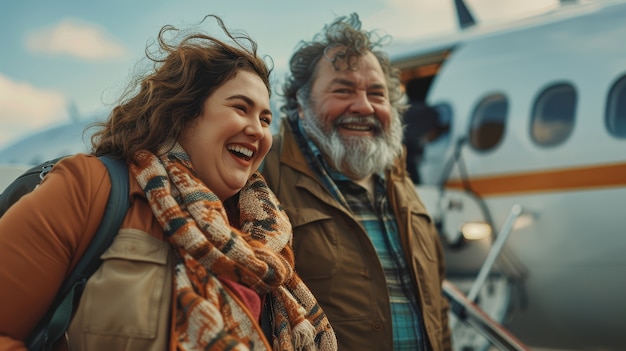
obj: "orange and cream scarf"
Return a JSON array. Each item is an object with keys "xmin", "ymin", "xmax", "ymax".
[{"xmin": 130, "ymin": 143, "xmax": 336, "ymax": 351}]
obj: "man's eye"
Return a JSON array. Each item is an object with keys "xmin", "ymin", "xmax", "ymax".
[
  {"xmin": 234, "ymin": 105, "xmax": 247, "ymax": 112},
  {"xmin": 334, "ymin": 89, "xmax": 351, "ymax": 94}
]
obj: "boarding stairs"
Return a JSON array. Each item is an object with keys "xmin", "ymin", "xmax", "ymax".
[{"xmin": 444, "ymin": 205, "xmax": 530, "ymax": 351}]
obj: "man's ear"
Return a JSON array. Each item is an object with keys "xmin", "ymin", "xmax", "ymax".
[{"xmin": 297, "ymin": 105, "xmax": 304, "ymax": 119}]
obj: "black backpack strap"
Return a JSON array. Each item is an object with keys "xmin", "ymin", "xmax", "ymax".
[{"xmin": 26, "ymin": 155, "xmax": 130, "ymax": 350}]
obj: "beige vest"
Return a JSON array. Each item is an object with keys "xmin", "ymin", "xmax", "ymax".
[{"xmin": 67, "ymin": 229, "xmax": 173, "ymax": 351}]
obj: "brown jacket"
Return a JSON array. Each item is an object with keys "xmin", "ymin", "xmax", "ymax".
[
  {"xmin": 261, "ymin": 125, "xmax": 452, "ymax": 351},
  {"xmin": 0, "ymin": 154, "xmax": 172, "ymax": 351}
]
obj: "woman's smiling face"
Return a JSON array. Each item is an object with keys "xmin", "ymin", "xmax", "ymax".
[{"xmin": 179, "ymin": 69, "xmax": 272, "ymax": 201}]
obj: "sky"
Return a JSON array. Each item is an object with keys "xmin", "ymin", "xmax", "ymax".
[{"xmin": 0, "ymin": 0, "xmax": 560, "ymax": 150}]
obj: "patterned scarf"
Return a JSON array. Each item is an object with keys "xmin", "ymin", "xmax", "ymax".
[{"xmin": 130, "ymin": 143, "xmax": 336, "ymax": 351}]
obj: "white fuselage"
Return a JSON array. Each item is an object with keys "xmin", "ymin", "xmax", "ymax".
[{"xmin": 407, "ymin": 1, "xmax": 626, "ymax": 350}]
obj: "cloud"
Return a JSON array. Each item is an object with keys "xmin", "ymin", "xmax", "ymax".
[
  {"xmin": 368, "ymin": 0, "xmax": 560, "ymax": 41},
  {"xmin": 0, "ymin": 74, "xmax": 67, "ymax": 147},
  {"xmin": 366, "ymin": 0, "xmax": 456, "ymax": 40},
  {"xmin": 471, "ymin": 0, "xmax": 559, "ymax": 21},
  {"xmin": 25, "ymin": 19, "xmax": 128, "ymax": 60}
]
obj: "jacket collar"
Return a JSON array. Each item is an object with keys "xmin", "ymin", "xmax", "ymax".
[{"xmin": 277, "ymin": 122, "xmax": 319, "ymax": 180}]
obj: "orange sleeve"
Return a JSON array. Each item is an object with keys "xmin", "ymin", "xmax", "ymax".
[{"xmin": 0, "ymin": 154, "xmax": 111, "ymax": 349}]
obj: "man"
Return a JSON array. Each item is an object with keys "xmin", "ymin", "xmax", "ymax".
[{"xmin": 262, "ymin": 13, "xmax": 452, "ymax": 351}]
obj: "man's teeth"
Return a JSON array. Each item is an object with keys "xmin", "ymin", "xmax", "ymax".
[
  {"xmin": 227, "ymin": 145, "xmax": 253, "ymax": 157},
  {"xmin": 342, "ymin": 123, "xmax": 371, "ymax": 131}
]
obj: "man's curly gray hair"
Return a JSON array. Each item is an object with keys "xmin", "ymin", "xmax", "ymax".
[{"xmin": 281, "ymin": 12, "xmax": 405, "ymax": 121}]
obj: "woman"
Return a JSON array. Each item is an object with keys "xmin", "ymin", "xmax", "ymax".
[{"xmin": 0, "ymin": 15, "xmax": 336, "ymax": 351}]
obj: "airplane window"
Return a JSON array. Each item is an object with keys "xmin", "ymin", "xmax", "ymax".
[
  {"xmin": 606, "ymin": 75, "xmax": 626, "ymax": 138},
  {"xmin": 531, "ymin": 83, "xmax": 576, "ymax": 146},
  {"xmin": 469, "ymin": 94, "xmax": 508, "ymax": 151}
]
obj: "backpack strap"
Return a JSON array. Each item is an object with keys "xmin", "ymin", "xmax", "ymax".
[{"xmin": 26, "ymin": 155, "xmax": 130, "ymax": 350}]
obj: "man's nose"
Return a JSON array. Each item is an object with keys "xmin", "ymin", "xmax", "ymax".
[{"xmin": 349, "ymin": 91, "xmax": 375, "ymax": 115}]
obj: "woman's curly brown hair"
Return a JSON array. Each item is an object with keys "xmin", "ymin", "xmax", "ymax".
[{"xmin": 90, "ymin": 15, "xmax": 272, "ymax": 162}]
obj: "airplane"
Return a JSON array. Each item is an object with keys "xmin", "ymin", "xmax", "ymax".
[
  {"xmin": 2, "ymin": 1, "xmax": 625, "ymax": 349},
  {"xmin": 387, "ymin": 0, "xmax": 626, "ymax": 350}
]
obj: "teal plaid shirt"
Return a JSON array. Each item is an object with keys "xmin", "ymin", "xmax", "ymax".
[{"xmin": 290, "ymin": 118, "xmax": 427, "ymax": 350}]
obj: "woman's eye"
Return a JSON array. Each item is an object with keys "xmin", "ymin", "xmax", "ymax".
[
  {"xmin": 261, "ymin": 116, "xmax": 272, "ymax": 126},
  {"xmin": 234, "ymin": 105, "xmax": 247, "ymax": 112}
]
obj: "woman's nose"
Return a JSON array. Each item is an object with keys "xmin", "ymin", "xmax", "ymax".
[{"xmin": 244, "ymin": 119, "xmax": 264, "ymax": 139}]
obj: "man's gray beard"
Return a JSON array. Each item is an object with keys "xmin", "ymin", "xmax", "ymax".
[{"xmin": 300, "ymin": 107, "xmax": 404, "ymax": 180}]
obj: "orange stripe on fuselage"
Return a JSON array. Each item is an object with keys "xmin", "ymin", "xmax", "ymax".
[{"xmin": 445, "ymin": 162, "xmax": 626, "ymax": 197}]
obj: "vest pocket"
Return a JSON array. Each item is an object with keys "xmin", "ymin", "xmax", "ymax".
[{"xmin": 69, "ymin": 229, "xmax": 171, "ymax": 341}]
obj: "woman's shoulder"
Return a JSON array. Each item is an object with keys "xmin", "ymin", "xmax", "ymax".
[
  {"xmin": 54, "ymin": 153, "xmax": 108, "ymax": 175},
  {"xmin": 50, "ymin": 153, "xmax": 127, "ymax": 191},
  {"xmin": 42, "ymin": 153, "xmax": 113, "ymax": 213},
  {"xmin": 0, "ymin": 154, "xmax": 120, "ymax": 343}
]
